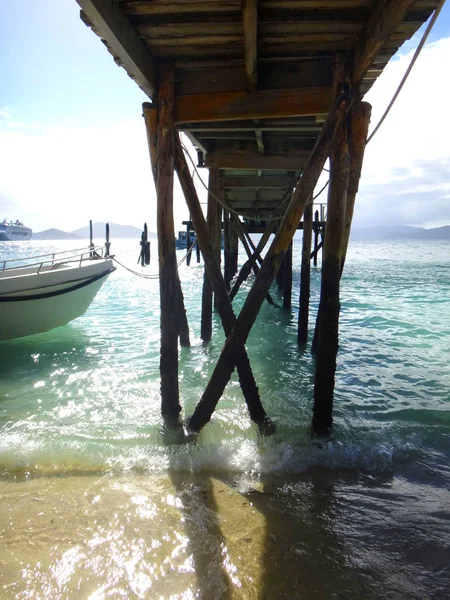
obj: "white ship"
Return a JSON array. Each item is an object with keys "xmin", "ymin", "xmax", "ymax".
[
  {"xmin": 0, "ymin": 245, "xmax": 115, "ymax": 341},
  {"xmin": 0, "ymin": 219, "xmax": 33, "ymax": 241}
]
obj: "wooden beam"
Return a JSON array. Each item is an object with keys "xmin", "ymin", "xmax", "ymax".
[
  {"xmin": 232, "ymin": 202, "xmax": 280, "ymax": 210},
  {"xmin": 183, "ymin": 131, "xmax": 208, "ymax": 155},
  {"xmin": 175, "ymin": 86, "xmax": 333, "ymax": 124},
  {"xmin": 182, "ymin": 125, "xmax": 323, "ymax": 134},
  {"xmin": 242, "ymin": 0, "xmax": 258, "ymax": 92},
  {"xmin": 223, "ymin": 176, "xmax": 297, "ymax": 188},
  {"xmin": 353, "ymin": 0, "xmax": 416, "ymax": 83},
  {"xmin": 77, "ymin": 0, "xmax": 157, "ymax": 98},
  {"xmin": 206, "ymin": 139, "xmax": 315, "ymax": 155},
  {"xmin": 205, "ymin": 153, "xmax": 308, "ymax": 170},
  {"xmin": 175, "ymin": 58, "xmax": 333, "ymax": 96},
  {"xmin": 226, "ymin": 189, "xmax": 291, "ymax": 200},
  {"xmin": 122, "ymin": 0, "xmax": 240, "ymax": 16}
]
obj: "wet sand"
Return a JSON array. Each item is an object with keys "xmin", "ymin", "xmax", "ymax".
[{"xmin": 2, "ymin": 470, "xmax": 449, "ymax": 599}]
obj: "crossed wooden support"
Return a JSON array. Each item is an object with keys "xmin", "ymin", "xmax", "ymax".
[{"xmin": 144, "ymin": 54, "xmax": 371, "ymax": 434}]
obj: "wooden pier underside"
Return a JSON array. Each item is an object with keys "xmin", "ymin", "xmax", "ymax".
[
  {"xmin": 77, "ymin": 0, "xmax": 439, "ymax": 432},
  {"xmin": 78, "ymin": 0, "xmax": 437, "ymax": 224}
]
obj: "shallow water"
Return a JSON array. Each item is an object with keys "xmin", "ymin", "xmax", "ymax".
[{"xmin": 0, "ymin": 238, "xmax": 449, "ymax": 598}]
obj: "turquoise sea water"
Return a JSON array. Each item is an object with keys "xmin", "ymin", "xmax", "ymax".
[{"xmin": 0, "ymin": 238, "xmax": 449, "ymax": 599}]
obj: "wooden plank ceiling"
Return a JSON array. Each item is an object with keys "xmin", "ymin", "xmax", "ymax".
[{"xmin": 78, "ymin": 0, "xmax": 438, "ymax": 224}]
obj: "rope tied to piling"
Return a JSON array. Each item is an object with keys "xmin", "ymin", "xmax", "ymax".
[{"xmin": 111, "ymin": 238, "xmax": 197, "ymax": 280}]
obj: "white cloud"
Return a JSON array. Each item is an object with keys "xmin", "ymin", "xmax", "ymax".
[
  {"xmin": 0, "ymin": 112, "xmax": 201, "ymax": 233},
  {"xmin": 356, "ymin": 36, "xmax": 450, "ymax": 226}
]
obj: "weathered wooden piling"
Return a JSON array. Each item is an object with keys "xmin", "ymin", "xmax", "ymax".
[
  {"xmin": 105, "ymin": 222, "xmax": 111, "ymax": 257},
  {"xmin": 186, "ymin": 221, "xmax": 192, "ymax": 266},
  {"xmin": 201, "ymin": 168, "xmax": 220, "ymax": 342},
  {"xmin": 298, "ymin": 202, "xmax": 313, "ymax": 343},
  {"xmin": 143, "ymin": 102, "xmax": 190, "ymax": 350},
  {"xmin": 341, "ymin": 100, "xmax": 372, "ymax": 273},
  {"xmin": 313, "ymin": 210, "xmax": 320, "ymax": 266},
  {"xmin": 230, "ymin": 218, "xmax": 239, "ymax": 279},
  {"xmin": 89, "ymin": 219, "xmax": 94, "ymax": 257},
  {"xmin": 223, "ymin": 211, "xmax": 232, "ymax": 290},
  {"xmin": 195, "ymin": 239, "xmax": 201, "ymax": 263},
  {"xmin": 139, "ymin": 223, "xmax": 151, "ymax": 266},
  {"xmin": 312, "ymin": 105, "xmax": 351, "ymax": 433},
  {"xmin": 154, "ymin": 65, "xmax": 181, "ymax": 417}
]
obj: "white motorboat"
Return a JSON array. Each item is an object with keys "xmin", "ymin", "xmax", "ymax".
[
  {"xmin": 0, "ymin": 219, "xmax": 32, "ymax": 241},
  {"xmin": 0, "ymin": 246, "xmax": 115, "ymax": 341}
]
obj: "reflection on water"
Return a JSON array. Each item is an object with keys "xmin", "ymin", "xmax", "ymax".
[{"xmin": 1, "ymin": 239, "xmax": 449, "ymax": 597}]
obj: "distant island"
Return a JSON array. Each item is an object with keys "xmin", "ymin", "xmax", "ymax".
[
  {"xmin": 34, "ymin": 221, "xmax": 157, "ymax": 241},
  {"xmin": 350, "ymin": 225, "xmax": 450, "ymax": 241},
  {"xmin": 33, "ymin": 228, "xmax": 81, "ymax": 241},
  {"xmin": 32, "ymin": 222, "xmax": 450, "ymax": 242}
]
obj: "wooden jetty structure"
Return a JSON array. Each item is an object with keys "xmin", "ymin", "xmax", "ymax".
[{"xmin": 76, "ymin": 0, "xmax": 441, "ymax": 434}]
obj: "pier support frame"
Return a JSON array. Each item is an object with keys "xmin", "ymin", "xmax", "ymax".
[
  {"xmin": 228, "ymin": 215, "xmax": 277, "ymax": 302},
  {"xmin": 187, "ymin": 54, "xmax": 355, "ymax": 432},
  {"xmin": 174, "ymin": 136, "xmax": 273, "ymax": 430}
]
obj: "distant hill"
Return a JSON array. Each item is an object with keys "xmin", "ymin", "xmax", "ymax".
[
  {"xmin": 70, "ymin": 222, "xmax": 157, "ymax": 240},
  {"xmin": 350, "ymin": 225, "xmax": 450, "ymax": 241},
  {"xmin": 33, "ymin": 228, "xmax": 81, "ymax": 241}
]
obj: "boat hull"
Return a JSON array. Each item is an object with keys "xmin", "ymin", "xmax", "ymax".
[
  {"xmin": 0, "ymin": 226, "xmax": 33, "ymax": 241},
  {"xmin": 0, "ymin": 260, "xmax": 114, "ymax": 341}
]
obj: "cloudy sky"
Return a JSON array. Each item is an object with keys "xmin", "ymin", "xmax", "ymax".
[{"xmin": 1, "ymin": 1, "xmax": 449, "ymax": 233}]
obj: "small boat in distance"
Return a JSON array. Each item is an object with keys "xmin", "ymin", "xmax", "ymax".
[
  {"xmin": 0, "ymin": 246, "xmax": 115, "ymax": 341},
  {"xmin": 0, "ymin": 219, "xmax": 33, "ymax": 241},
  {"xmin": 175, "ymin": 229, "xmax": 196, "ymax": 249}
]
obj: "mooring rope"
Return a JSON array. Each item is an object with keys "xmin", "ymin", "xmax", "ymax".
[
  {"xmin": 111, "ymin": 238, "xmax": 197, "ymax": 280},
  {"xmin": 312, "ymin": 1, "xmax": 445, "ymax": 201}
]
